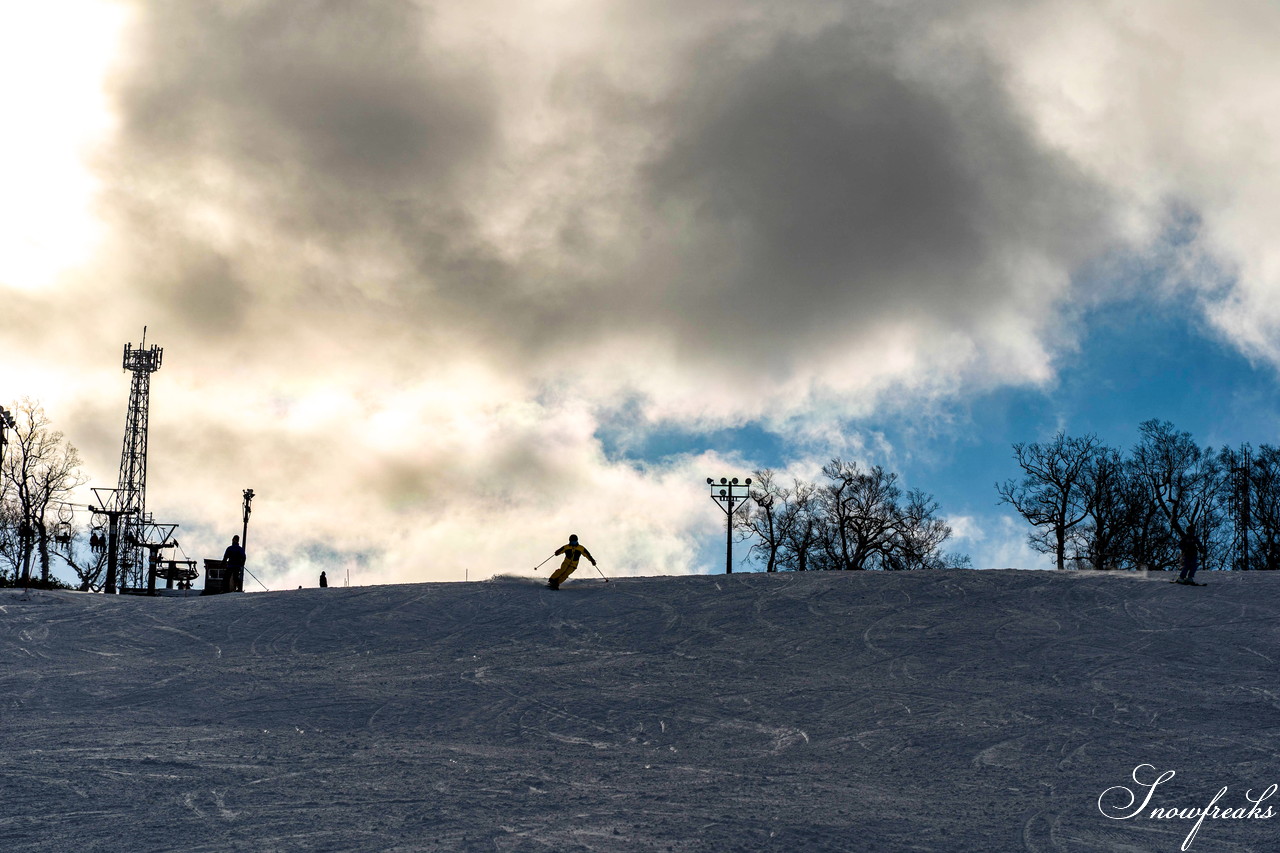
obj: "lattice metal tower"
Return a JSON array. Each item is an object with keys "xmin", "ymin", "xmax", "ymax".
[
  {"xmin": 116, "ymin": 329, "xmax": 163, "ymax": 589},
  {"xmin": 1226, "ymin": 445, "xmax": 1253, "ymax": 572}
]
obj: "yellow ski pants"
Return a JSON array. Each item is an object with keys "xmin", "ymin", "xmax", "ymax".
[{"xmin": 549, "ymin": 561, "xmax": 578, "ymax": 585}]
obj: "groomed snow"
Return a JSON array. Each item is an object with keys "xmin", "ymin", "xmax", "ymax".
[{"xmin": 2, "ymin": 569, "xmax": 1278, "ymax": 852}]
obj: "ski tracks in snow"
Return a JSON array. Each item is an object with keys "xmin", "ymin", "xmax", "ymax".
[{"xmin": 5, "ymin": 574, "xmax": 1280, "ymax": 851}]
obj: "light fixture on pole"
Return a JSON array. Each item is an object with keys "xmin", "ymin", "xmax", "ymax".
[
  {"xmin": 0, "ymin": 405, "xmax": 15, "ymax": 471},
  {"xmin": 240, "ymin": 489, "xmax": 255, "ymax": 593},
  {"xmin": 241, "ymin": 489, "xmax": 255, "ymax": 546},
  {"xmin": 707, "ymin": 476, "xmax": 751, "ymax": 574}
]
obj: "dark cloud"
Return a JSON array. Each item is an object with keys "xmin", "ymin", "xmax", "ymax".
[
  {"xmin": 650, "ymin": 35, "xmax": 982, "ymax": 279},
  {"xmin": 95, "ymin": 0, "xmax": 529, "ymax": 364},
  {"xmin": 116, "ymin": 0, "xmax": 496, "ymax": 198},
  {"xmin": 99, "ymin": 0, "xmax": 1115, "ymax": 395},
  {"xmin": 635, "ymin": 21, "xmax": 1109, "ymax": 357},
  {"xmin": 151, "ymin": 245, "xmax": 247, "ymax": 337}
]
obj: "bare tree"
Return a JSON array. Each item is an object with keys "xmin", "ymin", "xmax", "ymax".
[
  {"xmin": 1074, "ymin": 446, "xmax": 1134, "ymax": 570},
  {"xmin": 0, "ymin": 400, "xmax": 89, "ymax": 584},
  {"xmin": 886, "ymin": 488, "xmax": 953, "ymax": 571},
  {"xmin": 739, "ymin": 462, "xmax": 962, "ymax": 573},
  {"xmin": 1124, "ymin": 458, "xmax": 1178, "ymax": 571},
  {"xmin": 1001, "ymin": 423, "xmax": 1279, "ymax": 573},
  {"xmin": 1130, "ymin": 420, "xmax": 1224, "ymax": 568},
  {"xmin": 54, "ymin": 527, "xmax": 110, "ymax": 592},
  {"xmin": 1249, "ymin": 446, "xmax": 1280, "ymax": 571},
  {"xmin": 0, "ymin": 499, "xmax": 20, "ymax": 582},
  {"xmin": 820, "ymin": 459, "xmax": 902, "ymax": 570},
  {"xmin": 743, "ymin": 470, "xmax": 787, "ymax": 572},
  {"xmin": 997, "ymin": 431, "xmax": 1101, "ymax": 570},
  {"xmin": 776, "ymin": 479, "xmax": 821, "ymax": 572}
]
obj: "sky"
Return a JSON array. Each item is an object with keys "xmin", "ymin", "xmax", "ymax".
[{"xmin": 2, "ymin": 0, "xmax": 1279, "ymax": 588}]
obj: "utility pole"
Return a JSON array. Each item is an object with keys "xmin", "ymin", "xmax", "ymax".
[
  {"xmin": 240, "ymin": 489, "xmax": 254, "ymax": 592},
  {"xmin": 707, "ymin": 477, "xmax": 751, "ymax": 574},
  {"xmin": 1, "ymin": 406, "xmax": 22, "ymax": 586},
  {"xmin": 0, "ymin": 405, "xmax": 14, "ymax": 472},
  {"xmin": 241, "ymin": 489, "xmax": 254, "ymax": 547}
]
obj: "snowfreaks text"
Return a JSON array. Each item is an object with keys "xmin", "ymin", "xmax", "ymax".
[{"xmin": 1098, "ymin": 764, "xmax": 1276, "ymax": 850}]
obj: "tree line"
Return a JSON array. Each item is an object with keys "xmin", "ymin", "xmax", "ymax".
[
  {"xmin": 736, "ymin": 460, "xmax": 968, "ymax": 571},
  {"xmin": 998, "ymin": 419, "xmax": 1280, "ymax": 572},
  {"xmin": 0, "ymin": 400, "xmax": 102, "ymax": 590}
]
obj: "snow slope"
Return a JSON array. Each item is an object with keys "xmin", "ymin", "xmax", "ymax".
[{"xmin": 2, "ymin": 570, "xmax": 1278, "ymax": 852}]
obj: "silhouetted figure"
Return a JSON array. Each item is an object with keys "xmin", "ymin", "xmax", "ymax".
[
  {"xmin": 319, "ymin": 571, "xmax": 328, "ymax": 588},
  {"xmin": 223, "ymin": 535, "xmax": 246, "ymax": 592},
  {"xmin": 547, "ymin": 534, "xmax": 596, "ymax": 590},
  {"xmin": 1176, "ymin": 531, "xmax": 1200, "ymax": 584}
]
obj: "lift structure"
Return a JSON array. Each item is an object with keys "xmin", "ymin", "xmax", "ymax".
[
  {"xmin": 116, "ymin": 330, "xmax": 163, "ymax": 588},
  {"xmin": 94, "ymin": 329, "xmax": 185, "ymax": 593}
]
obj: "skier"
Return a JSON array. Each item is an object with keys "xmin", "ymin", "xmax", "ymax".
[
  {"xmin": 319, "ymin": 570, "xmax": 328, "ymax": 588},
  {"xmin": 1175, "ymin": 530, "xmax": 1201, "ymax": 585},
  {"xmin": 546, "ymin": 534, "xmax": 596, "ymax": 590}
]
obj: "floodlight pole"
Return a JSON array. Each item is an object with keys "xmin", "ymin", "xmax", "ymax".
[
  {"xmin": 0, "ymin": 407, "xmax": 15, "ymax": 583},
  {"xmin": 707, "ymin": 476, "xmax": 752, "ymax": 574},
  {"xmin": 0, "ymin": 406, "xmax": 15, "ymax": 473},
  {"xmin": 241, "ymin": 489, "xmax": 254, "ymax": 550},
  {"xmin": 240, "ymin": 489, "xmax": 254, "ymax": 592}
]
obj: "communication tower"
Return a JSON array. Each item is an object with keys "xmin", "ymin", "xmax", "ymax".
[
  {"xmin": 115, "ymin": 328, "xmax": 163, "ymax": 589},
  {"xmin": 1225, "ymin": 445, "xmax": 1253, "ymax": 572}
]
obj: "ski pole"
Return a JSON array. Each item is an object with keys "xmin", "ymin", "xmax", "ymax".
[
  {"xmin": 533, "ymin": 554, "xmax": 555, "ymax": 571},
  {"xmin": 592, "ymin": 563, "xmax": 609, "ymax": 583}
]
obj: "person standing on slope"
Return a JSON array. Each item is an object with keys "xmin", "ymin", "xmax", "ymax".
[
  {"xmin": 546, "ymin": 534, "xmax": 596, "ymax": 590},
  {"xmin": 223, "ymin": 535, "xmax": 247, "ymax": 592},
  {"xmin": 1176, "ymin": 530, "xmax": 1200, "ymax": 585}
]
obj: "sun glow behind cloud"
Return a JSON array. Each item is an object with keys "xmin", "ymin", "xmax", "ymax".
[{"xmin": 0, "ymin": 2, "xmax": 128, "ymax": 291}]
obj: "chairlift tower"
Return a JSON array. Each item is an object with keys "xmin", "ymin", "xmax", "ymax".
[
  {"xmin": 116, "ymin": 329, "xmax": 163, "ymax": 590},
  {"xmin": 91, "ymin": 487, "xmax": 134, "ymax": 595},
  {"xmin": 138, "ymin": 520, "xmax": 178, "ymax": 593}
]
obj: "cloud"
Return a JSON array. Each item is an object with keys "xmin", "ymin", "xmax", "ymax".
[
  {"xmin": 4, "ymin": 0, "xmax": 1279, "ymax": 583},
  {"xmin": 973, "ymin": 0, "xmax": 1280, "ymax": 365},
  {"xmin": 951, "ymin": 513, "xmax": 1055, "ymax": 571},
  {"xmin": 105, "ymin": 0, "xmax": 1116, "ymax": 406},
  {"xmin": 624, "ymin": 12, "xmax": 1115, "ymax": 411}
]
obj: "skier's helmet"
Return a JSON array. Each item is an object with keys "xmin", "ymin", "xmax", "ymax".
[{"xmin": 569, "ymin": 534, "xmax": 579, "ymax": 544}]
